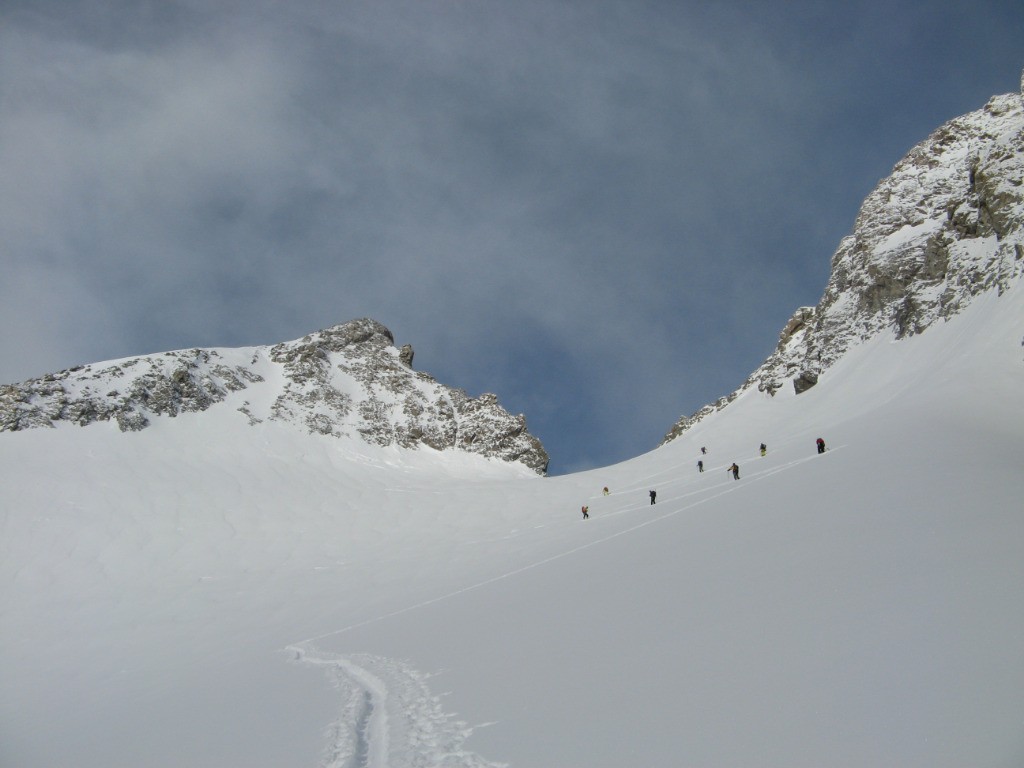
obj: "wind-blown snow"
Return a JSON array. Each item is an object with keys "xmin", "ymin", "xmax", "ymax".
[{"xmin": 2, "ymin": 279, "xmax": 1023, "ymax": 767}]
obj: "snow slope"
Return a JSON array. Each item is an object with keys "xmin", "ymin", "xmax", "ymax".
[{"xmin": 2, "ymin": 279, "xmax": 1023, "ymax": 767}]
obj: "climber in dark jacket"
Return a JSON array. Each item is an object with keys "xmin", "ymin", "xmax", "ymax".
[
  {"xmin": 727, "ymin": 463, "xmax": 740, "ymax": 480},
  {"xmin": 649, "ymin": 490, "xmax": 657, "ymax": 505}
]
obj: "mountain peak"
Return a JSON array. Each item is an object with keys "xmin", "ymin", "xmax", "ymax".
[
  {"xmin": 0, "ymin": 318, "xmax": 550, "ymax": 474},
  {"xmin": 664, "ymin": 84, "xmax": 1024, "ymax": 443},
  {"xmin": 294, "ymin": 317, "xmax": 396, "ymax": 351}
]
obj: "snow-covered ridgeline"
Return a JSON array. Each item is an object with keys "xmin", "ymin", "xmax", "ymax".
[
  {"xmin": 0, "ymin": 317, "xmax": 549, "ymax": 473},
  {"xmin": 665, "ymin": 85, "xmax": 1024, "ymax": 441}
]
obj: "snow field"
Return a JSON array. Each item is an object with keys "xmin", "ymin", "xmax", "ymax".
[{"xmin": 2, "ymin": 280, "xmax": 1023, "ymax": 766}]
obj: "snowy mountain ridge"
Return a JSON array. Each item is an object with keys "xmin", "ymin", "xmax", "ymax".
[
  {"xmin": 664, "ymin": 80, "xmax": 1024, "ymax": 441},
  {"xmin": 0, "ymin": 317, "xmax": 550, "ymax": 473}
]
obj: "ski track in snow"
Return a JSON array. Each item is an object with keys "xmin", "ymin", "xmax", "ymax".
[
  {"xmin": 287, "ymin": 447, "xmax": 841, "ymax": 766},
  {"xmin": 287, "ymin": 646, "xmax": 507, "ymax": 768}
]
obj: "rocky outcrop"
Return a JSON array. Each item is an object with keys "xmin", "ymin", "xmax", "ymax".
[
  {"xmin": 664, "ymin": 80, "xmax": 1024, "ymax": 443},
  {"xmin": 0, "ymin": 318, "xmax": 549, "ymax": 474},
  {"xmin": 0, "ymin": 349, "xmax": 262, "ymax": 434},
  {"xmin": 399, "ymin": 344, "xmax": 415, "ymax": 368}
]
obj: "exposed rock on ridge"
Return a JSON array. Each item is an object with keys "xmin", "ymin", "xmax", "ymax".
[
  {"xmin": 664, "ymin": 79, "xmax": 1024, "ymax": 443},
  {"xmin": 0, "ymin": 318, "xmax": 549, "ymax": 474}
]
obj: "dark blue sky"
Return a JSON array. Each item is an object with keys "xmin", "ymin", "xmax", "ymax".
[{"xmin": 2, "ymin": 1, "xmax": 1023, "ymax": 472}]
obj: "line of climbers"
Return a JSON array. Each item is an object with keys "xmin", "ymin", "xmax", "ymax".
[{"xmin": 581, "ymin": 438, "xmax": 826, "ymax": 519}]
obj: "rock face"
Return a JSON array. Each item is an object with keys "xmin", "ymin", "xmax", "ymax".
[
  {"xmin": 664, "ymin": 81, "xmax": 1024, "ymax": 444},
  {"xmin": 0, "ymin": 318, "xmax": 549, "ymax": 474}
]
